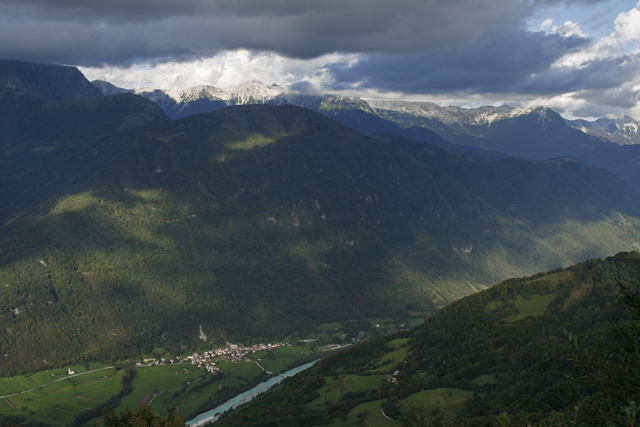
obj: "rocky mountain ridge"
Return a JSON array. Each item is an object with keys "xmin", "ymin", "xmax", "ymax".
[
  {"xmin": 92, "ymin": 79, "xmax": 638, "ymax": 144},
  {"xmin": 1, "ymin": 59, "xmax": 102, "ymax": 101},
  {"xmin": 567, "ymin": 116, "xmax": 640, "ymax": 145}
]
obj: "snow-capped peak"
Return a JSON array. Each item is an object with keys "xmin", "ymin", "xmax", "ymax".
[{"xmin": 229, "ymin": 80, "xmax": 281, "ymax": 104}]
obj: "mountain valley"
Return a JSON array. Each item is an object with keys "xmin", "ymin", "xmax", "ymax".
[{"xmin": 1, "ymin": 60, "xmax": 640, "ymax": 426}]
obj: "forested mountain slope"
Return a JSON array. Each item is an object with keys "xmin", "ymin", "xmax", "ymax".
[
  {"xmin": 0, "ymin": 93, "xmax": 169, "ymax": 178},
  {"xmin": 214, "ymin": 252, "xmax": 640, "ymax": 427},
  {"xmin": 1, "ymin": 104, "xmax": 640, "ymax": 374}
]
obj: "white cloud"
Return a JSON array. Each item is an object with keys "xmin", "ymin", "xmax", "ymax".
[
  {"xmin": 612, "ymin": 1, "xmax": 640, "ymax": 43},
  {"xmin": 552, "ymin": 1, "xmax": 640, "ymax": 69},
  {"xmin": 541, "ymin": 17, "xmax": 554, "ymax": 31},
  {"xmin": 80, "ymin": 50, "xmax": 352, "ymax": 91},
  {"xmin": 551, "ymin": 21, "xmax": 588, "ymax": 37},
  {"xmin": 75, "ymin": 1, "xmax": 640, "ymax": 120}
]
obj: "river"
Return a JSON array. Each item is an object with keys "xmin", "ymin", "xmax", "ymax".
[{"xmin": 186, "ymin": 360, "xmax": 317, "ymax": 426}]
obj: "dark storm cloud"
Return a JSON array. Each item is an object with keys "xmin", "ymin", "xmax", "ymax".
[
  {"xmin": 574, "ymin": 87, "xmax": 640, "ymax": 109},
  {"xmin": 0, "ymin": 0, "xmax": 606, "ymax": 66},
  {"xmin": 522, "ymin": 53, "xmax": 640, "ymax": 94},
  {"xmin": 325, "ymin": 27, "xmax": 591, "ymax": 95}
]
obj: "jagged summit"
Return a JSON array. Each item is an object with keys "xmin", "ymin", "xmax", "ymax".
[
  {"xmin": 178, "ymin": 84, "xmax": 228, "ymax": 102},
  {"xmin": 567, "ymin": 115, "xmax": 640, "ymax": 145},
  {"xmin": 88, "ymin": 77, "xmax": 640, "ymax": 192},
  {"xmin": 92, "ymin": 78, "xmax": 555, "ymax": 130},
  {"xmin": 229, "ymin": 80, "xmax": 282, "ymax": 104}
]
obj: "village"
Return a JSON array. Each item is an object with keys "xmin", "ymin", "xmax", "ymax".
[{"xmin": 136, "ymin": 342, "xmax": 290, "ymax": 375}]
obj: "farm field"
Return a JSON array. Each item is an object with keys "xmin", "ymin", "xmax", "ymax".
[
  {"xmin": 0, "ymin": 365, "xmax": 124, "ymax": 426},
  {"xmin": 258, "ymin": 346, "xmax": 311, "ymax": 373},
  {"xmin": 115, "ymin": 364, "xmax": 204, "ymax": 415}
]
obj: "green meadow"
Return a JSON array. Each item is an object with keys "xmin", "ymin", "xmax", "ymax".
[
  {"xmin": 328, "ymin": 399, "xmax": 396, "ymax": 427},
  {"xmin": 0, "ymin": 365, "xmax": 124, "ymax": 426},
  {"xmin": 0, "ymin": 343, "xmax": 319, "ymax": 426},
  {"xmin": 309, "ymin": 374, "xmax": 389, "ymax": 408},
  {"xmin": 505, "ymin": 293, "xmax": 559, "ymax": 321}
]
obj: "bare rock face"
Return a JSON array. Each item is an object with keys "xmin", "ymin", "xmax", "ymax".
[
  {"xmin": 0, "ymin": 59, "xmax": 103, "ymax": 101},
  {"xmin": 567, "ymin": 116, "xmax": 640, "ymax": 145}
]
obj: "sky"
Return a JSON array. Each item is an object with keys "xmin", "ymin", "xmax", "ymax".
[{"xmin": 1, "ymin": 0, "xmax": 639, "ymax": 120}]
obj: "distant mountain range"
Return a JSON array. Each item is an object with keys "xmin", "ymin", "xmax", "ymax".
[
  {"xmin": 92, "ymin": 79, "xmax": 640, "ymax": 146},
  {"xmin": 568, "ymin": 116, "xmax": 640, "ymax": 145},
  {"xmin": 92, "ymin": 79, "xmax": 640, "ymax": 193}
]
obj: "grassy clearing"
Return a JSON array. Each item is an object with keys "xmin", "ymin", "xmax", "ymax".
[
  {"xmin": 215, "ymin": 361, "xmax": 263, "ymax": 380},
  {"xmin": 506, "ymin": 293, "xmax": 558, "ymax": 321},
  {"xmin": 486, "ymin": 293, "xmax": 559, "ymax": 320},
  {"xmin": 308, "ymin": 376, "xmax": 342, "ymax": 407},
  {"xmin": 328, "ymin": 399, "xmax": 396, "ymax": 427},
  {"xmin": 364, "ymin": 361, "xmax": 397, "ymax": 374},
  {"xmin": 247, "ymin": 350, "xmax": 269, "ymax": 360},
  {"xmin": 528, "ymin": 271, "xmax": 573, "ymax": 284},
  {"xmin": 257, "ymin": 346, "xmax": 311, "ymax": 373},
  {"xmin": 387, "ymin": 339, "xmax": 410, "ymax": 349},
  {"xmin": 380, "ymin": 347, "xmax": 410, "ymax": 365},
  {"xmin": 472, "ymin": 374, "xmax": 496, "ymax": 386},
  {"xmin": 308, "ymin": 374, "xmax": 387, "ymax": 409}
]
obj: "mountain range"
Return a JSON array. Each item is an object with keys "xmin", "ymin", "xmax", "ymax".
[
  {"xmin": 2, "ymin": 59, "xmax": 640, "ymax": 378},
  {"xmin": 92, "ymin": 79, "xmax": 640, "ymax": 194}
]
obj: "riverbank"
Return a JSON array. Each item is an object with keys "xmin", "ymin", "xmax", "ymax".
[{"xmin": 187, "ymin": 361, "xmax": 318, "ymax": 426}]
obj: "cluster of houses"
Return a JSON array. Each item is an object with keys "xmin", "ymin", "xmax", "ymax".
[
  {"xmin": 136, "ymin": 342, "xmax": 291, "ymax": 374},
  {"xmin": 388, "ymin": 370, "xmax": 400, "ymax": 385},
  {"xmin": 187, "ymin": 342, "xmax": 289, "ymax": 371}
]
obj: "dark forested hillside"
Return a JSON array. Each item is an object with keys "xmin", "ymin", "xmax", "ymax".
[
  {"xmin": 2, "ymin": 103, "xmax": 640, "ymax": 374},
  {"xmin": 0, "ymin": 60, "xmax": 103, "ymax": 102},
  {"xmin": 0, "ymin": 93, "xmax": 169, "ymax": 178},
  {"xmin": 214, "ymin": 252, "xmax": 640, "ymax": 427}
]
